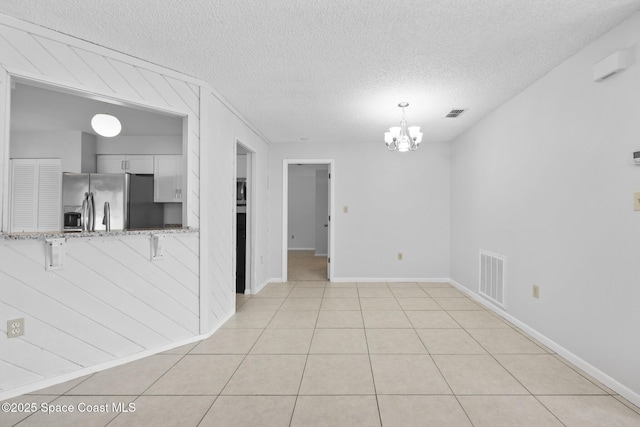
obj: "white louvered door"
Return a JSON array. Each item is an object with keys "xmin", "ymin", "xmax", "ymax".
[
  {"xmin": 10, "ymin": 159, "xmax": 61, "ymax": 233},
  {"xmin": 9, "ymin": 159, "xmax": 37, "ymax": 231}
]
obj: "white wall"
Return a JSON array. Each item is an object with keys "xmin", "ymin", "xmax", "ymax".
[
  {"xmin": 288, "ymin": 165, "xmax": 318, "ymax": 250},
  {"xmin": 450, "ymin": 12, "xmax": 640, "ymax": 403},
  {"xmin": 269, "ymin": 140, "xmax": 451, "ymax": 281},
  {"xmin": 0, "ymin": 15, "xmax": 232, "ymax": 399},
  {"xmin": 236, "ymin": 154, "xmax": 247, "ymax": 178},
  {"xmin": 200, "ymin": 90, "xmax": 271, "ymax": 306},
  {"xmin": 81, "ymin": 132, "xmax": 97, "ymax": 172},
  {"xmin": 0, "ymin": 233, "xmax": 200, "ymax": 395},
  {"xmin": 96, "ymin": 135, "xmax": 182, "ymax": 155},
  {"xmin": 10, "ymin": 131, "xmax": 96, "ymax": 173}
]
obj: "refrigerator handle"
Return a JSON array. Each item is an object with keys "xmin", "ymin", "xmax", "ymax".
[
  {"xmin": 88, "ymin": 192, "xmax": 95, "ymax": 231},
  {"xmin": 81, "ymin": 193, "xmax": 89, "ymax": 232},
  {"xmin": 103, "ymin": 202, "xmax": 111, "ymax": 232}
]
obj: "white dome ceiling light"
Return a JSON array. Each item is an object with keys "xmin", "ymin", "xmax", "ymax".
[{"xmin": 91, "ymin": 111, "xmax": 121, "ymax": 137}]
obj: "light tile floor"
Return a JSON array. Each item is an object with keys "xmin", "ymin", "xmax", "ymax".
[{"xmin": 3, "ymin": 281, "xmax": 640, "ymax": 427}]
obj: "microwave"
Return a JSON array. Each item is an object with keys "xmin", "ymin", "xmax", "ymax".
[
  {"xmin": 236, "ymin": 179, "xmax": 247, "ymax": 205},
  {"xmin": 63, "ymin": 208, "xmax": 82, "ymax": 231}
]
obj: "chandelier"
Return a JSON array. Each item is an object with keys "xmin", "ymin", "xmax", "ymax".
[{"xmin": 384, "ymin": 102, "xmax": 423, "ymax": 152}]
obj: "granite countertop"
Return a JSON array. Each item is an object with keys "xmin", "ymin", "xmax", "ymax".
[{"xmin": 0, "ymin": 227, "xmax": 199, "ymax": 241}]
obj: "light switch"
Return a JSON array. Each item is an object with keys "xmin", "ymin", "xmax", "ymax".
[
  {"xmin": 343, "ymin": 206, "xmax": 349, "ymax": 213},
  {"xmin": 635, "ymin": 192, "xmax": 640, "ymax": 211}
]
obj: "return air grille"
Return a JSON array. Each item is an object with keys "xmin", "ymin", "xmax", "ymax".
[
  {"xmin": 479, "ymin": 251, "xmax": 506, "ymax": 309},
  {"xmin": 445, "ymin": 109, "xmax": 466, "ymax": 118}
]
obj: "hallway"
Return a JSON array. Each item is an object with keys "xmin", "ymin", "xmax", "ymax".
[{"xmin": 287, "ymin": 250, "xmax": 327, "ymax": 282}]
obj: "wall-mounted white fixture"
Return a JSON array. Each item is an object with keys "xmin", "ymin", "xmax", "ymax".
[
  {"xmin": 45, "ymin": 238, "xmax": 66, "ymax": 270},
  {"xmin": 91, "ymin": 110, "xmax": 122, "ymax": 137},
  {"xmin": 150, "ymin": 234, "xmax": 165, "ymax": 260},
  {"xmin": 593, "ymin": 48, "xmax": 633, "ymax": 82},
  {"xmin": 384, "ymin": 102, "xmax": 423, "ymax": 152}
]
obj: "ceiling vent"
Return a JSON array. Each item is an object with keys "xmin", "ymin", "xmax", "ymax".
[{"xmin": 445, "ymin": 109, "xmax": 466, "ymax": 118}]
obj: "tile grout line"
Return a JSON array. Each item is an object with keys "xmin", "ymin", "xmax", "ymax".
[
  {"xmin": 410, "ymin": 289, "xmax": 476, "ymax": 427},
  {"xmin": 287, "ymin": 280, "xmax": 323, "ymax": 427},
  {"xmin": 362, "ymin": 284, "xmax": 384, "ymax": 427}
]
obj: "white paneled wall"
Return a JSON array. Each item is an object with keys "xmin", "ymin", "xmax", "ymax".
[
  {"xmin": 0, "ymin": 15, "xmax": 269, "ymax": 399},
  {"xmin": 0, "ymin": 234, "xmax": 199, "ymax": 392},
  {"xmin": 0, "ymin": 16, "xmax": 208, "ymax": 398},
  {"xmin": 200, "ymin": 91, "xmax": 235, "ymax": 331}
]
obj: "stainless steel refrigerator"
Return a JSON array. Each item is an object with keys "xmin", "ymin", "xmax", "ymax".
[{"xmin": 62, "ymin": 173, "xmax": 164, "ymax": 232}]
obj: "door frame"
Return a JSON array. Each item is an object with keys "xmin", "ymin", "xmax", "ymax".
[
  {"xmin": 282, "ymin": 159, "xmax": 335, "ymax": 282},
  {"xmin": 235, "ymin": 141, "xmax": 255, "ymax": 294}
]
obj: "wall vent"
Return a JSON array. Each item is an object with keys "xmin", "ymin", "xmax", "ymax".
[
  {"xmin": 445, "ymin": 109, "xmax": 466, "ymax": 118},
  {"xmin": 479, "ymin": 251, "xmax": 506, "ymax": 309}
]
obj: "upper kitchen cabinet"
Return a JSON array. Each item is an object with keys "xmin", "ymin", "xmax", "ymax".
[
  {"xmin": 154, "ymin": 155, "xmax": 183, "ymax": 202},
  {"xmin": 97, "ymin": 154, "xmax": 155, "ymax": 174}
]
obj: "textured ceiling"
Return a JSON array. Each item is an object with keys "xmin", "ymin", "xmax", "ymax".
[{"xmin": 1, "ymin": 1, "xmax": 639, "ymax": 145}]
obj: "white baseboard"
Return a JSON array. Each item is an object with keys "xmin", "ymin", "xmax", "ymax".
[
  {"xmin": 252, "ymin": 277, "xmax": 273, "ymax": 294},
  {"xmin": 448, "ymin": 278, "xmax": 640, "ymax": 408},
  {"xmin": 331, "ymin": 277, "xmax": 451, "ymax": 283},
  {"xmin": 0, "ymin": 311, "xmax": 234, "ymax": 403}
]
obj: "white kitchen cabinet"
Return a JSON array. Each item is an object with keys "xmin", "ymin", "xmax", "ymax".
[
  {"xmin": 154, "ymin": 155, "xmax": 183, "ymax": 202},
  {"xmin": 9, "ymin": 158, "xmax": 61, "ymax": 233},
  {"xmin": 97, "ymin": 154, "xmax": 154, "ymax": 174}
]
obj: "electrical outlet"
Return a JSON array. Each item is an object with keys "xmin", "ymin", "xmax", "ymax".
[
  {"xmin": 343, "ymin": 206, "xmax": 349, "ymax": 213},
  {"xmin": 398, "ymin": 253, "xmax": 403, "ymax": 261},
  {"xmin": 7, "ymin": 318, "xmax": 25, "ymax": 338},
  {"xmin": 634, "ymin": 192, "xmax": 640, "ymax": 211},
  {"xmin": 532, "ymin": 285, "xmax": 540, "ymax": 299}
]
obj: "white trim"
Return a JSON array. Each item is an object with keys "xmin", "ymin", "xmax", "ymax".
[
  {"xmin": 198, "ymin": 90, "xmax": 211, "ymax": 334},
  {"xmin": 235, "ymin": 140, "xmax": 256, "ymax": 295},
  {"xmin": 253, "ymin": 277, "xmax": 272, "ymax": 294},
  {"xmin": 331, "ymin": 277, "xmax": 452, "ymax": 283},
  {"xmin": 448, "ymin": 278, "xmax": 640, "ymax": 408},
  {"xmin": 0, "ymin": 67, "xmax": 9, "ymax": 233},
  {"xmin": 0, "ymin": 310, "xmax": 233, "ymax": 402},
  {"xmin": 289, "ymin": 247, "xmax": 316, "ymax": 251},
  {"xmin": 282, "ymin": 159, "xmax": 335, "ymax": 283}
]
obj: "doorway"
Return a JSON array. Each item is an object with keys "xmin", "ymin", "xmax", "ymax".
[
  {"xmin": 282, "ymin": 159, "xmax": 334, "ymax": 282},
  {"xmin": 236, "ymin": 143, "xmax": 254, "ymax": 294}
]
